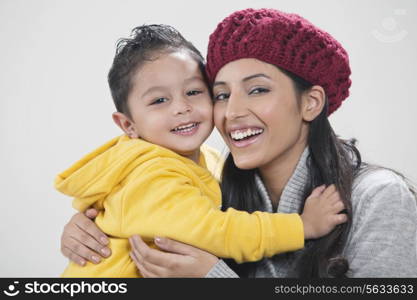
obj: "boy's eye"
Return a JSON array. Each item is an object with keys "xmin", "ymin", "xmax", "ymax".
[
  {"xmin": 249, "ymin": 87, "xmax": 270, "ymax": 95},
  {"xmin": 186, "ymin": 90, "xmax": 203, "ymax": 96},
  {"xmin": 213, "ymin": 92, "xmax": 230, "ymax": 102},
  {"xmin": 151, "ymin": 97, "xmax": 168, "ymax": 105}
]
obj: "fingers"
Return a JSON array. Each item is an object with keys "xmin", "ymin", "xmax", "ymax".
[
  {"xmin": 129, "ymin": 235, "xmax": 179, "ymax": 268},
  {"xmin": 72, "ymin": 221, "xmax": 111, "ymax": 258},
  {"xmin": 129, "ymin": 251, "xmax": 150, "ymax": 277},
  {"xmin": 71, "ymin": 230, "xmax": 111, "ymax": 260},
  {"xmin": 331, "ymin": 200, "xmax": 346, "ymax": 213},
  {"xmin": 61, "ymin": 213, "xmax": 111, "ymax": 265},
  {"xmin": 332, "ymin": 213, "xmax": 348, "ymax": 225},
  {"xmin": 321, "ymin": 184, "xmax": 337, "ymax": 199},
  {"xmin": 129, "ymin": 251, "xmax": 166, "ymax": 278},
  {"xmin": 154, "ymin": 237, "xmax": 198, "ymax": 256},
  {"xmin": 84, "ymin": 208, "xmax": 99, "ymax": 219},
  {"xmin": 308, "ymin": 185, "xmax": 326, "ymax": 199},
  {"xmin": 61, "ymin": 246, "xmax": 86, "ymax": 267},
  {"xmin": 324, "ymin": 191, "xmax": 346, "ymax": 214},
  {"xmin": 129, "ymin": 235, "xmax": 170, "ymax": 266},
  {"xmin": 328, "ymin": 190, "xmax": 342, "ymax": 204},
  {"xmin": 129, "ymin": 235, "xmax": 176, "ymax": 277},
  {"xmin": 62, "ymin": 235, "xmax": 104, "ymax": 264},
  {"xmin": 73, "ymin": 213, "xmax": 109, "ymax": 246},
  {"xmin": 317, "ymin": 185, "xmax": 344, "ymax": 210}
]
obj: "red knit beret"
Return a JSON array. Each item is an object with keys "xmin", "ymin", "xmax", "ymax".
[{"xmin": 206, "ymin": 8, "xmax": 351, "ymax": 115}]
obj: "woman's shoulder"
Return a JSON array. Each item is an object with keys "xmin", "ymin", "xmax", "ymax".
[
  {"xmin": 344, "ymin": 166, "xmax": 417, "ymax": 278},
  {"xmin": 353, "ymin": 166, "xmax": 411, "ymax": 192},
  {"xmin": 351, "ymin": 165, "xmax": 416, "ymax": 210}
]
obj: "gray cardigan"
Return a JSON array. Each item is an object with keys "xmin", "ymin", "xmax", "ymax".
[{"xmin": 206, "ymin": 148, "xmax": 417, "ymax": 278}]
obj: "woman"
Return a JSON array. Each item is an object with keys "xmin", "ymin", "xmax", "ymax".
[{"xmin": 60, "ymin": 8, "xmax": 417, "ymax": 277}]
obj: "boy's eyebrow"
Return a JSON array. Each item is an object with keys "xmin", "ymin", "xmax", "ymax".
[
  {"xmin": 141, "ymin": 76, "xmax": 206, "ymax": 98},
  {"xmin": 141, "ymin": 86, "xmax": 166, "ymax": 98},
  {"xmin": 184, "ymin": 76, "xmax": 205, "ymax": 84},
  {"xmin": 213, "ymin": 73, "xmax": 271, "ymax": 87}
]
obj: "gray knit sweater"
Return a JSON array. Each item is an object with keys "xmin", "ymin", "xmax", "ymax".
[{"xmin": 206, "ymin": 148, "xmax": 417, "ymax": 278}]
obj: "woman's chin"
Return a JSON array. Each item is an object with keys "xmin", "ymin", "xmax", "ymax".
[{"xmin": 232, "ymin": 156, "xmax": 260, "ymax": 170}]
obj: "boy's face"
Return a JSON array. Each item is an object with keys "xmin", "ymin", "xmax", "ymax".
[{"xmin": 120, "ymin": 51, "xmax": 213, "ymax": 159}]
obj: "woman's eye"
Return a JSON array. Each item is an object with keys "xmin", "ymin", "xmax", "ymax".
[
  {"xmin": 213, "ymin": 92, "xmax": 230, "ymax": 101},
  {"xmin": 249, "ymin": 87, "xmax": 270, "ymax": 95},
  {"xmin": 187, "ymin": 90, "xmax": 203, "ymax": 96},
  {"xmin": 151, "ymin": 97, "xmax": 168, "ymax": 105}
]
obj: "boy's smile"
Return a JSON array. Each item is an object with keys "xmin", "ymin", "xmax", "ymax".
[{"xmin": 171, "ymin": 122, "xmax": 201, "ymax": 136}]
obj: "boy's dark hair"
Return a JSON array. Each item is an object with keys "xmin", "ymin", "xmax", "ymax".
[{"xmin": 108, "ymin": 24, "xmax": 206, "ymax": 117}]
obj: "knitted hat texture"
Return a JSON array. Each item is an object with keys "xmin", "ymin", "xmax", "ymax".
[{"xmin": 206, "ymin": 8, "xmax": 351, "ymax": 115}]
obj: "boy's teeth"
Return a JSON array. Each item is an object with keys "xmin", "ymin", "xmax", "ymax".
[
  {"xmin": 173, "ymin": 123, "xmax": 197, "ymax": 132},
  {"xmin": 230, "ymin": 128, "xmax": 264, "ymax": 140}
]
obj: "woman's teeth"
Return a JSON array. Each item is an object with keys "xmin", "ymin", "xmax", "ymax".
[
  {"xmin": 172, "ymin": 122, "xmax": 198, "ymax": 132},
  {"xmin": 230, "ymin": 128, "xmax": 264, "ymax": 141}
]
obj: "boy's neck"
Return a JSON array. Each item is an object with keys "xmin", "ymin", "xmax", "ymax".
[{"xmin": 183, "ymin": 149, "xmax": 200, "ymax": 164}]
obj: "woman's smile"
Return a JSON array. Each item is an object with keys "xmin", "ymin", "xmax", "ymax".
[{"xmin": 227, "ymin": 126, "xmax": 264, "ymax": 148}]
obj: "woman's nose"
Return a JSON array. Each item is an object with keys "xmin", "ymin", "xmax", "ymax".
[{"xmin": 224, "ymin": 93, "xmax": 247, "ymax": 120}]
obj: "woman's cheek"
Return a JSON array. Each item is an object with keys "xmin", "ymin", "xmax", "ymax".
[{"xmin": 213, "ymin": 103, "xmax": 226, "ymax": 134}]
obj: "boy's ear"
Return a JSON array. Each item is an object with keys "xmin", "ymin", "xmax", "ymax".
[
  {"xmin": 112, "ymin": 112, "xmax": 139, "ymax": 138},
  {"xmin": 301, "ymin": 85, "xmax": 326, "ymax": 122}
]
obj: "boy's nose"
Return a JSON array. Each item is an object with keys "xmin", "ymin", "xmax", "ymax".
[{"xmin": 173, "ymin": 97, "xmax": 192, "ymax": 115}]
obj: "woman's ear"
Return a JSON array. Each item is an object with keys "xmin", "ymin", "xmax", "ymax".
[
  {"xmin": 112, "ymin": 112, "xmax": 139, "ymax": 138},
  {"xmin": 301, "ymin": 85, "xmax": 326, "ymax": 122}
]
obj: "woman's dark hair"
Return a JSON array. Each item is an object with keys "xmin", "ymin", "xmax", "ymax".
[
  {"xmin": 220, "ymin": 67, "xmax": 362, "ymax": 278},
  {"xmin": 108, "ymin": 24, "xmax": 207, "ymax": 117}
]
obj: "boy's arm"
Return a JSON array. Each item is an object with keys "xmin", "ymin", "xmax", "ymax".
[{"xmin": 115, "ymin": 159, "xmax": 304, "ymax": 263}]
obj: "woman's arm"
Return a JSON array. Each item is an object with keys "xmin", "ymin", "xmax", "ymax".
[
  {"xmin": 60, "ymin": 211, "xmax": 238, "ymax": 277},
  {"xmin": 60, "ymin": 208, "xmax": 111, "ymax": 265},
  {"xmin": 129, "ymin": 235, "xmax": 238, "ymax": 278}
]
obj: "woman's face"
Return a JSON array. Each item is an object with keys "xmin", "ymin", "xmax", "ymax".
[{"xmin": 213, "ymin": 58, "xmax": 309, "ymax": 170}]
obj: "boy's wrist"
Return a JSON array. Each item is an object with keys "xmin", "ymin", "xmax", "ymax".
[{"xmin": 301, "ymin": 214, "xmax": 313, "ymax": 239}]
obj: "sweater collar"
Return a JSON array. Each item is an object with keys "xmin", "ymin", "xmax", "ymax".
[{"xmin": 255, "ymin": 147, "xmax": 310, "ymax": 213}]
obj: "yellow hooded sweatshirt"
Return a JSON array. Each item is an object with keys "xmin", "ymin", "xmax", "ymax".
[{"xmin": 55, "ymin": 135, "xmax": 304, "ymax": 277}]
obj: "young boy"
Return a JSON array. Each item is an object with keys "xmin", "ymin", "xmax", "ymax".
[{"xmin": 55, "ymin": 25, "xmax": 347, "ymax": 277}]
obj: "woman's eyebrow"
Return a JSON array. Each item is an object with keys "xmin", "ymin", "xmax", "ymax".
[
  {"xmin": 213, "ymin": 73, "xmax": 271, "ymax": 87},
  {"xmin": 242, "ymin": 73, "xmax": 271, "ymax": 82},
  {"xmin": 213, "ymin": 81, "xmax": 226, "ymax": 87}
]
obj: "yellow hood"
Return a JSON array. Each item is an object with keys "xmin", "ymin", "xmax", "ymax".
[{"xmin": 55, "ymin": 135, "xmax": 208, "ymax": 211}]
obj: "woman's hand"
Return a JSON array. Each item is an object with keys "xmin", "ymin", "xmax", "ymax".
[
  {"xmin": 129, "ymin": 235, "xmax": 219, "ymax": 277},
  {"xmin": 60, "ymin": 208, "xmax": 111, "ymax": 266}
]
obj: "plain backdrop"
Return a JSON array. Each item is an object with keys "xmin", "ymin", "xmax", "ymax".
[{"xmin": 0, "ymin": 0, "xmax": 416, "ymax": 277}]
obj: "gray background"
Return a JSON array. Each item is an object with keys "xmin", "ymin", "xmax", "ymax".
[{"xmin": 0, "ymin": 0, "xmax": 416, "ymax": 276}]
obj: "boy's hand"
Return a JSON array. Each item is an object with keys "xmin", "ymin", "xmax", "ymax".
[{"xmin": 301, "ymin": 184, "xmax": 348, "ymax": 240}]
